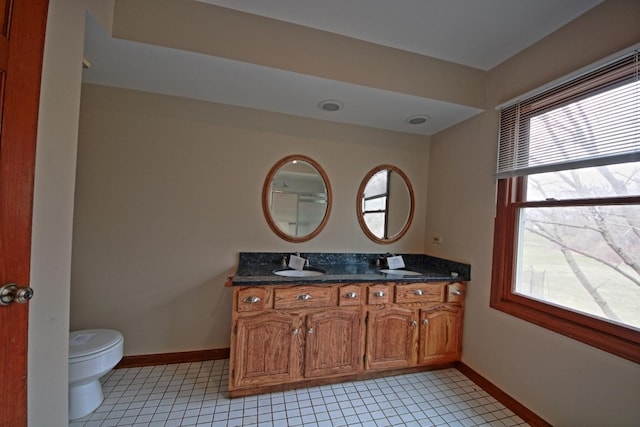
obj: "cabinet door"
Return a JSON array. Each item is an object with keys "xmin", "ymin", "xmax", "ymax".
[
  {"xmin": 418, "ymin": 305, "xmax": 462, "ymax": 364},
  {"xmin": 366, "ymin": 307, "xmax": 417, "ymax": 370},
  {"xmin": 305, "ymin": 309, "xmax": 363, "ymax": 378},
  {"xmin": 232, "ymin": 312, "xmax": 303, "ymax": 388}
]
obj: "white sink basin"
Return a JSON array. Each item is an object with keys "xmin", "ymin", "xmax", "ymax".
[
  {"xmin": 379, "ymin": 269, "xmax": 423, "ymax": 276},
  {"xmin": 273, "ymin": 268, "xmax": 325, "ymax": 277}
]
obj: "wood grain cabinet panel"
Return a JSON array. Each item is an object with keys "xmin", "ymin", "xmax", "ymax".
[
  {"xmin": 418, "ymin": 305, "xmax": 462, "ymax": 364},
  {"xmin": 367, "ymin": 284, "xmax": 392, "ymax": 305},
  {"xmin": 274, "ymin": 286, "xmax": 337, "ymax": 309},
  {"xmin": 232, "ymin": 312, "xmax": 302, "ymax": 388},
  {"xmin": 338, "ymin": 284, "xmax": 363, "ymax": 306},
  {"xmin": 305, "ymin": 309, "xmax": 363, "ymax": 377},
  {"xmin": 365, "ymin": 306, "xmax": 416, "ymax": 370},
  {"xmin": 395, "ymin": 282, "xmax": 445, "ymax": 303},
  {"xmin": 446, "ymin": 282, "xmax": 466, "ymax": 304},
  {"xmin": 236, "ymin": 287, "xmax": 270, "ymax": 312}
]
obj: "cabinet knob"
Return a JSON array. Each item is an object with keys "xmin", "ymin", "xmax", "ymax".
[
  {"xmin": 373, "ymin": 291, "xmax": 385, "ymax": 297},
  {"xmin": 452, "ymin": 290, "xmax": 464, "ymax": 296},
  {"xmin": 292, "ymin": 328, "xmax": 299, "ymax": 335},
  {"xmin": 422, "ymin": 319, "xmax": 429, "ymax": 325},
  {"xmin": 242, "ymin": 296, "xmax": 261, "ymax": 304},
  {"xmin": 411, "ymin": 320, "xmax": 418, "ymax": 327},
  {"xmin": 307, "ymin": 328, "xmax": 314, "ymax": 334},
  {"xmin": 414, "ymin": 289, "xmax": 424, "ymax": 296},
  {"xmin": 296, "ymin": 294, "xmax": 312, "ymax": 301},
  {"xmin": 343, "ymin": 292, "xmax": 358, "ymax": 299}
]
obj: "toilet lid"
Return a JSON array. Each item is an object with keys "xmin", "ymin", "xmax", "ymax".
[{"xmin": 69, "ymin": 329, "xmax": 123, "ymax": 359}]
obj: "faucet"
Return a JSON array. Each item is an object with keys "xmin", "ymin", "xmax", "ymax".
[{"xmin": 375, "ymin": 253, "xmax": 396, "ymax": 268}]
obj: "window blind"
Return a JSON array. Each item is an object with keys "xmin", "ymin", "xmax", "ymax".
[{"xmin": 496, "ymin": 51, "xmax": 640, "ymax": 178}]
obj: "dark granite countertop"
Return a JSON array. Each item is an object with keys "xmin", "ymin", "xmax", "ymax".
[{"xmin": 231, "ymin": 252, "xmax": 471, "ymax": 285}]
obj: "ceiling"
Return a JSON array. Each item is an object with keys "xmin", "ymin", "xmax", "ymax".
[{"xmin": 82, "ymin": 0, "xmax": 602, "ymax": 136}]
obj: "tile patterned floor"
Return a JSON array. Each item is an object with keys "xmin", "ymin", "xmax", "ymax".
[{"xmin": 69, "ymin": 359, "xmax": 529, "ymax": 427}]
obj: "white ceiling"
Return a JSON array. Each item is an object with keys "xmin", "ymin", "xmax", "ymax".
[{"xmin": 82, "ymin": 0, "xmax": 602, "ymax": 136}]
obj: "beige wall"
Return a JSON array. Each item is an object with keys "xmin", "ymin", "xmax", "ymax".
[
  {"xmin": 425, "ymin": 1, "xmax": 640, "ymax": 426},
  {"xmin": 29, "ymin": 1, "xmax": 114, "ymax": 425},
  {"xmin": 71, "ymin": 84, "xmax": 429, "ymax": 355}
]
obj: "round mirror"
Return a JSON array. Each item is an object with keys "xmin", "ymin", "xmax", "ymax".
[
  {"xmin": 262, "ymin": 155, "xmax": 332, "ymax": 242},
  {"xmin": 356, "ymin": 164, "xmax": 415, "ymax": 244}
]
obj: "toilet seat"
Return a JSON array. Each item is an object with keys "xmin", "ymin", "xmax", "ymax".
[{"xmin": 69, "ymin": 329, "xmax": 123, "ymax": 362}]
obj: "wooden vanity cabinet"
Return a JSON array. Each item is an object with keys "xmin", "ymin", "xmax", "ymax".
[{"xmin": 229, "ymin": 281, "xmax": 465, "ymax": 397}]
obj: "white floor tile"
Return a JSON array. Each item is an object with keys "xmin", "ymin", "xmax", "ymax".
[{"xmin": 68, "ymin": 360, "xmax": 531, "ymax": 427}]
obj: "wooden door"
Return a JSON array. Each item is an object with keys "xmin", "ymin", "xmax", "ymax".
[
  {"xmin": 304, "ymin": 309, "xmax": 363, "ymax": 378},
  {"xmin": 231, "ymin": 312, "xmax": 303, "ymax": 389},
  {"xmin": 365, "ymin": 307, "xmax": 416, "ymax": 370},
  {"xmin": 0, "ymin": 0, "xmax": 49, "ymax": 425},
  {"xmin": 418, "ymin": 305, "xmax": 462, "ymax": 364}
]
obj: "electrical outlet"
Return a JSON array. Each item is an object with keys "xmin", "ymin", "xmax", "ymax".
[{"xmin": 432, "ymin": 236, "xmax": 442, "ymax": 244}]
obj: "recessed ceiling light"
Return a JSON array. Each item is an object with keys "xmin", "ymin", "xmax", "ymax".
[
  {"xmin": 318, "ymin": 99, "xmax": 343, "ymax": 112},
  {"xmin": 406, "ymin": 115, "xmax": 431, "ymax": 125}
]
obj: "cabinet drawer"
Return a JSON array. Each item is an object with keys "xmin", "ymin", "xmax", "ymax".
[
  {"xmin": 236, "ymin": 287, "xmax": 270, "ymax": 312},
  {"xmin": 367, "ymin": 284, "xmax": 392, "ymax": 305},
  {"xmin": 338, "ymin": 285, "xmax": 363, "ymax": 306},
  {"xmin": 274, "ymin": 286, "xmax": 337, "ymax": 309},
  {"xmin": 446, "ymin": 282, "xmax": 466, "ymax": 304},
  {"xmin": 395, "ymin": 283, "xmax": 445, "ymax": 303}
]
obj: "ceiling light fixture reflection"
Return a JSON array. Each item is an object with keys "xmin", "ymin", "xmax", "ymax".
[
  {"xmin": 318, "ymin": 99, "xmax": 343, "ymax": 112},
  {"xmin": 406, "ymin": 115, "xmax": 431, "ymax": 125}
]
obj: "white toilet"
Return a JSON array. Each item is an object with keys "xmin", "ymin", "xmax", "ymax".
[{"xmin": 68, "ymin": 329, "xmax": 124, "ymax": 420}]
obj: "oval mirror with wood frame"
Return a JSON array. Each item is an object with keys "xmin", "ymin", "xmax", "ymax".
[
  {"xmin": 356, "ymin": 164, "xmax": 415, "ymax": 244},
  {"xmin": 262, "ymin": 155, "xmax": 332, "ymax": 243}
]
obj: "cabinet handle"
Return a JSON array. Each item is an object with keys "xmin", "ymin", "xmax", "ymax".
[
  {"xmin": 422, "ymin": 319, "xmax": 429, "ymax": 325},
  {"xmin": 414, "ymin": 289, "xmax": 424, "ymax": 296},
  {"xmin": 242, "ymin": 296, "xmax": 261, "ymax": 304},
  {"xmin": 292, "ymin": 328, "xmax": 299, "ymax": 335},
  {"xmin": 411, "ymin": 320, "xmax": 418, "ymax": 327},
  {"xmin": 452, "ymin": 290, "xmax": 464, "ymax": 296},
  {"xmin": 307, "ymin": 328, "xmax": 314, "ymax": 334},
  {"xmin": 296, "ymin": 294, "xmax": 312, "ymax": 301},
  {"xmin": 373, "ymin": 291, "xmax": 385, "ymax": 297},
  {"xmin": 343, "ymin": 292, "xmax": 358, "ymax": 299}
]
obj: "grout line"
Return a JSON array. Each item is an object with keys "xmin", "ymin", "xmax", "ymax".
[{"xmin": 69, "ymin": 359, "xmax": 531, "ymax": 427}]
